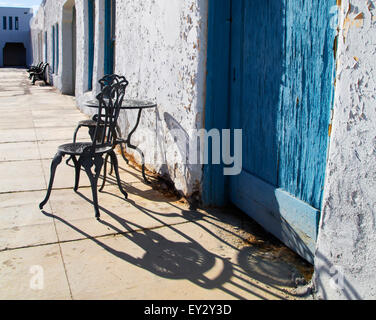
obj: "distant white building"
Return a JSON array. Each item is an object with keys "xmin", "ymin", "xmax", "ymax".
[{"xmin": 0, "ymin": 7, "xmax": 33, "ymax": 67}]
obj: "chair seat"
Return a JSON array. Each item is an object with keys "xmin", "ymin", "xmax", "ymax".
[
  {"xmin": 78, "ymin": 119, "xmax": 97, "ymax": 127},
  {"xmin": 58, "ymin": 142, "xmax": 113, "ymax": 155}
]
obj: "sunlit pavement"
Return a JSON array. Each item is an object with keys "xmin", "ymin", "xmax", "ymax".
[{"xmin": 0, "ymin": 68, "xmax": 313, "ymax": 300}]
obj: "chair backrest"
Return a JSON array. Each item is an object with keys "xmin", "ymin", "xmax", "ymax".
[
  {"xmin": 90, "ymin": 77, "xmax": 129, "ymax": 153},
  {"xmin": 40, "ymin": 63, "xmax": 49, "ymax": 74},
  {"xmin": 98, "ymin": 74, "xmax": 128, "ymax": 99},
  {"xmin": 99, "ymin": 74, "xmax": 126, "ymax": 88}
]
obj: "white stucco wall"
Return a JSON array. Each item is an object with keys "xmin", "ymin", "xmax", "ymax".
[
  {"xmin": 314, "ymin": 0, "xmax": 376, "ymax": 300},
  {"xmin": 30, "ymin": 0, "xmax": 208, "ymax": 198},
  {"xmin": 113, "ymin": 0, "xmax": 208, "ymax": 196}
]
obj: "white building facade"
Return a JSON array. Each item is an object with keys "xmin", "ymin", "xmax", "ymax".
[
  {"xmin": 30, "ymin": 0, "xmax": 376, "ymax": 299},
  {"xmin": 0, "ymin": 7, "xmax": 33, "ymax": 67}
]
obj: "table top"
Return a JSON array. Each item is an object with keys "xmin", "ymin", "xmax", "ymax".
[{"xmin": 85, "ymin": 98, "xmax": 157, "ymax": 110}]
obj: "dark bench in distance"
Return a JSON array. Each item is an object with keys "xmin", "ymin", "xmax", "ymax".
[
  {"xmin": 30, "ymin": 63, "xmax": 49, "ymax": 85},
  {"xmin": 27, "ymin": 62, "xmax": 43, "ymax": 79}
]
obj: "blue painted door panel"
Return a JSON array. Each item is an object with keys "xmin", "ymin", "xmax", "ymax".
[
  {"xmin": 52, "ymin": 25, "xmax": 55, "ymax": 74},
  {"xmin": 88, "ymin": 0, "xmax": 95, "ymax": 90},
  {"xmin": 104, "ymin": 0, "xmax": 114, "ymax": 75},
  {"xmin": 229, "ymin": 0, "xmax": 336, "ymax": 262}
]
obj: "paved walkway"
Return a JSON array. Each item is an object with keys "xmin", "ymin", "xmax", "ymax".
[{"xmin": 0, "ymin": 68, "xmax": 312, "ymax": 300}]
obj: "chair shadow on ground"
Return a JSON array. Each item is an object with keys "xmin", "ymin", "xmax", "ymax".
[{"xmin": 41, "ymin": 172, "xmax": 308, "ymax": 300}]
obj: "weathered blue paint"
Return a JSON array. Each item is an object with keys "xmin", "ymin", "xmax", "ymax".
[
  {"xmin": 88, "ymin": 0, "xmax": 95, "ymax": 91},
  {"xmin": 52, "ymin": 25, "xmax": 55, "ymax": 74},
  {"xmin": 229, "ymin": 0, "xmax": 336, "ymax": 260},
  {"xmin": 202, "ymin": 0, "xmax": 231, "ymax": 206},
  {"xmin": 44, "ymin": 31, "xmax": 47, "ymax": 62},
  {"xmin": 56, "ymin": 23, "xmax": 59, "ymax": 74},
  {"xmin": 104, "ymin": 0, "xmax": 114, "ymax": 75},
  {"xmin": 231, "ymin": 171, "xmax": 320, "ymax": 263},
  {"xmin": 205, "ymin": 0, "xmax": 337, "ymax": 261},
  {"xmin": 277, "ymin": 1, "xmax": 336, "ymax": 209}
]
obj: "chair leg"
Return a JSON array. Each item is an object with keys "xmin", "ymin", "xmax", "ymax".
[
  {"xmin": 109, "ymin": 150, "xmax": 128, "ymax": 199},
  {"xmin": 39, "ymin": 152, "xmax": 63, "ymax": 210},
  {"xmin": 109, "ymin": 155, "xmax": 114, "ymax": 175},
  {"xmin": 99, "ymin": 153, "xmax": 110, "ymax": 192},
  {"xmin": 71, "ymin": 155, "xmax": 80, "ymax": 192},
  {"xmin": 81, "ymin": 155, "xmax": 104, "ymax": 220}
]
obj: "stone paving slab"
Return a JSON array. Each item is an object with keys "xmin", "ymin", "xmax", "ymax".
[
  {"xmin": 0, "ymin": 244, "xmax": 71, "ymax": 300},
  {"xmin": 0, "ymin": 223, "xmax": 58, "ymax": 252},
  {"xmin": 0, "ymin": 142, "xmax": 40, "ymax": 162},
  {"xmin": 35, "ymin": 127, "xmax": 90, "ymax": 142},
  {"xmin": 31, "ymin": 110, "xmax": 86, "ymax": 119},
  {"xmin": 33, "ymin": 118, "xmax": 88, "ymax": 128},
  {"xmin": 0, "ymin": 191, "xmax": 53, "ymax": 228},
  {"xmin": 0, "ymin": 128, "xmax": 37, "ymax": 143},
  {"xmin": 0, "ymin": 190, "xmax": 58, "ymax": 251},
  {"xmin": 0, "ymin": 160, "xmax": 46, "ymax": 193}
]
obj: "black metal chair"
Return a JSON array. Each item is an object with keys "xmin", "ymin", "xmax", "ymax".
[
  {"xmin": 27, "ymin": 62, "xmax": 43, "ymax": 79},
  {"xmin": 67, "ymin": 74, "xmax": 129, "ymax": 175},
  {"xmin": 39, "ymin": 78, "xmax": 129, "ymax": 220},
  {"xmin": 71, "ymin": 74, "xmax": 128, "ymax": 147},
  {"xmin": 30, "ymin": 62, "xmax": 49, "ymax": 85}
]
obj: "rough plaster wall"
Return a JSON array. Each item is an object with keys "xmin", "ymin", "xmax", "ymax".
[
  {"xmin": 31, "ymin": 6, "xmax": 45, "ymax": 65},
  {"xmin": 314, "ymin": 0, "xmax": 376, "ymax": 300},
  {"xmin": 115, "ymin": 0, "xmax": 208, "ymax": 196},
  {"xmin": 30, "ymin": 0, "xmax": 88, "ymax": 102}
]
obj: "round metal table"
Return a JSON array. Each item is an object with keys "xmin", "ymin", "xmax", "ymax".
[
  {"xmin": 85, "ymin": 98, "xmax": 157, "ymax": 110},
  {"xmin": 84, "ymin": 98, "xmax": 157, "ymax": 186}
]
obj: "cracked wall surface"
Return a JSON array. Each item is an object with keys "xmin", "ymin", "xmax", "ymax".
[{"xmin": 314, "ymin": 0, "xmax": 376, "ymax": 300}]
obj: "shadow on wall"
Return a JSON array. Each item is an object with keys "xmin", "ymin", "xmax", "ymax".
[
  {"xmin": 313, "ymin": 251, "xmax": 362, "ymax": 300},
  {"xmin": 158, "ymin": 111, "xmax": 202, "ymax": 197}
]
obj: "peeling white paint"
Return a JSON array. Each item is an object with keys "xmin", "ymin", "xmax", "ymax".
[{"xmin": 314, "ymin": 0, "xmax": 376, "ymax": 300}]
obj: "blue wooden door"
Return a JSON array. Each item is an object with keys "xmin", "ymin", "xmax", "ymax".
[
  {"xmin": 104, "ymin": 0, "xmax": 115, "ymax": 75},
  {"xmin": 229, "ymin": 0, "xmax": 336, "ymax": 263},
  {"xmin": 88, "ymin": 0, "xmax": 95, "ymax": 90}
]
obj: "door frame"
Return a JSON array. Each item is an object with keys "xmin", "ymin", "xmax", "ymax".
[
  {"xmin": 204, "ymin": 0, "xmax": 336, "ymax": 263},
  {"xmin": 104, "ymin": 0, "xmax": 115, "ymax": 75},
  {"xmin": 203, "ymin": 0, "xmax": 232, "ymax": 207},
  {"xmin": 88, "ymin": 0, "xmax": 95, "ymax": 90}
]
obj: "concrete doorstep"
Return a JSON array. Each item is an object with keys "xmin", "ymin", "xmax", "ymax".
[{"xmin": 0, "ymin": 68, "xmax": 313, "ymax": 300}]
